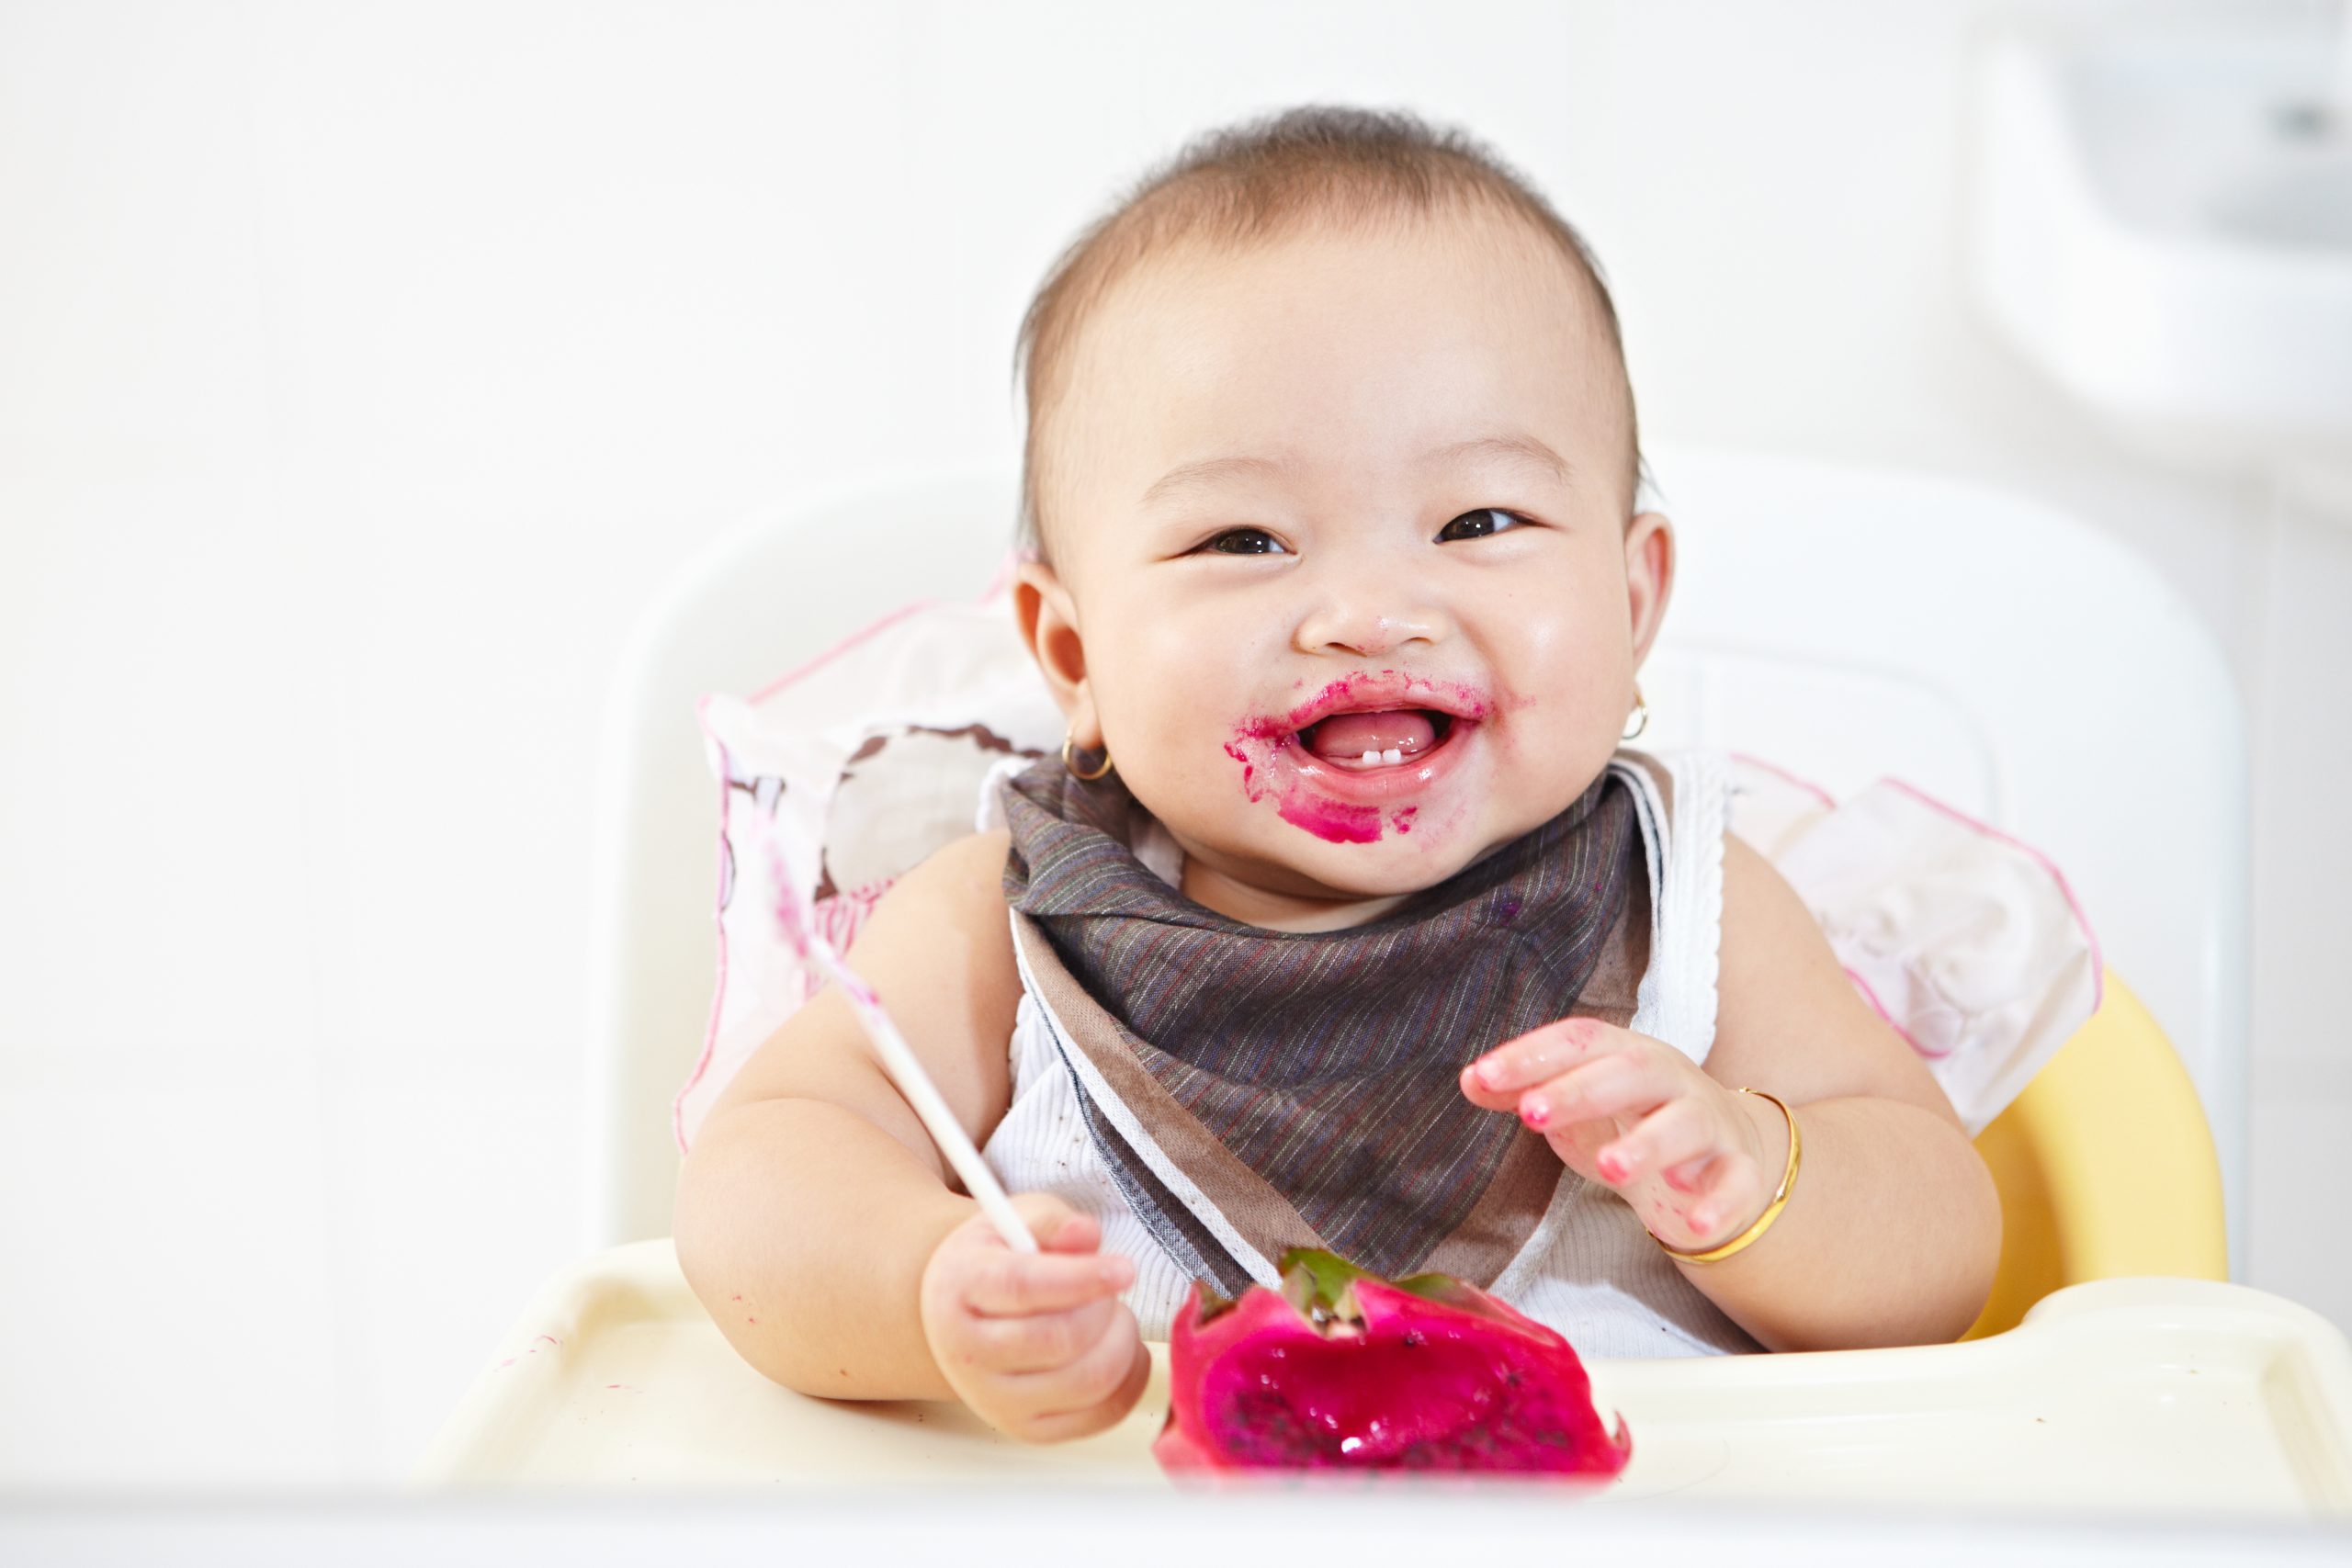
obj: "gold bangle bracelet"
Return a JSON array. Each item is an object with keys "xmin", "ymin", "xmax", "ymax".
[{"xmin": 1654, "ymin": 1088, "xmax": 1801, "ymax": 1265}]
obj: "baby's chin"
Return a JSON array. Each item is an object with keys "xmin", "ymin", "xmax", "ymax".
[
  {"xmin": 1172, "ymin": 808, "xmax": 1512, "ymax": 914},
  {"xmin": 1264, "ymin": 829, "xmax": 1504, "ymax": 898}
]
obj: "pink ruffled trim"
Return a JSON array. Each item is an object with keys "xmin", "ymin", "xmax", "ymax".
[
  {"xmin": 743, "ymin": 550, "xmax": 1018, "ymax": 705},
  {"xmin": 1728, "ymin": 753, "xmax": 2106, "ymax": 1046},
  {"xmin": 747, "ymin": 601, "xmax": 939, "ymax": 705},
  {"xmin": 1842, "ymin": 964, "xmax": 1946, "ymax": 1060},
  {"xmin": 1879, "ymin": 778, "xmax": 2106, "ymax": 1014},
  {"xmin": 1727, "ymin": 750, "xmax": 1837, "ymax": 811},
  {"xmin": 978, "ymin": 546, "xmax": 1019, "ymax": 601},
  {"xmin": 674, "ymin": 712, "xmax": 736, "ymax": 1155}
]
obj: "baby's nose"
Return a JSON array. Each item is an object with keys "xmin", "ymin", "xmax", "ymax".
[{"xmin": 1292, "ymin": 566, "xmax": 1453, "ymax": 658}]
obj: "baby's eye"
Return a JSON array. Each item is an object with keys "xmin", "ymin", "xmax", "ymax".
[
  {"xmin": 1436, "ymin": 508, "xmax": 1525, "ymax": 543},
  {"xmin": 1201, "ymin": 527, "xmax": 1288, "ymax": 556}
]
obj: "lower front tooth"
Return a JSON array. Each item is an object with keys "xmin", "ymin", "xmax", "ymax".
[
  {"xmin": 1360, "ymin": 750, "xmax": 1381, "ymax": 765},
  {"xmin": 1383, "ymin": 748, "xmax": 1403, "ymax": 766}
]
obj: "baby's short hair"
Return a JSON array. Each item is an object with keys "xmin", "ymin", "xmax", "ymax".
[{"xmin": 1013, "ymin": 105, "xmax": 1642, "ymax": 559}]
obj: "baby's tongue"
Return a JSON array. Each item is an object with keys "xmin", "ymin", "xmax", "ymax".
[{"xmin": 1302, "ymin": 709, "xmax": 1438, "ymax": 761}]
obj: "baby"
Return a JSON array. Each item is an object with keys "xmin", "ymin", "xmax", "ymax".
[{"xmin": 673, "ymin": 106, "xmax": 2001, "ymax": 1443}]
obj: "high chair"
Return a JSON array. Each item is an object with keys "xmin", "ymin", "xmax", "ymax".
[
  {"xmin": 582, "ymin": 447, "xmax": 2248, "ymax": 1283},
  {"xmin": 1966, "ymin": 973, "xmax": 2227, "ymax": 1337},
  {"xmin": 420, "ymin": 451, "xmax": 2348, "ymax": 1514}
]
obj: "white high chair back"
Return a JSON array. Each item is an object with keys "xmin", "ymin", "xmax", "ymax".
[{"xmin": 585, "ymin": 449, "xmax": 2250, "ymax": 1274}]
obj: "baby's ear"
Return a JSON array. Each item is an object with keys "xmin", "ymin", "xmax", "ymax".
[
  {"xmin": 1624, "ymin": 510, "xmax": 1677, "ymax": 668},
  {"xmin": 1011, "ymin": 558, "xmax": 1097, "ymax": 735}
]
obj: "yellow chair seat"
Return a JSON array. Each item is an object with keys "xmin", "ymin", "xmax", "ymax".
[{"xmin": 1963, "ymin": 972, "xmax": 2228, "ymax": 1339}]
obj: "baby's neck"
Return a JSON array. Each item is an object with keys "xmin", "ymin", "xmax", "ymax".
[{"xmin": 1176, "ymin": 855, "xmax": 1417, "ymax": 933}]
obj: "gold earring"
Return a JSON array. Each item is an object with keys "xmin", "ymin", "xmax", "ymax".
[
  {"xmin": 1622, "ymin": 686, "xmax": 1649, "ymax": 742},
  {"xmin": 1061, "ymin": 731, "xmax": 1115, "ymax": 782}
]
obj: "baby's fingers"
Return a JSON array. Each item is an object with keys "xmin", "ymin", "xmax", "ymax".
[
  {"xmin": 1020, "ymin": 1360, "xmax": 1151, "ymax": 1444},
  {"xmin": 962, "ymin": 1296, "xmax": 1120, "ymax": 1375},
  {"xmin": 1661, "ymin": 1153, "xmax": 1717, "ymax": 1193},
  {"xmin": 1032, "ymin": 1208, "xmax": 1104, "ymax": 1256},
  {"xmin": 1681, "ymin": 1151, "xmax": 1774, "ymax": 1238},
  {"xmin": 1516, "ymin": 1049, "xmax": 1672, "ymax": 1132},
  {"xmin": 1593, "ymin": 1098, "xmax": 1716, "ymax": 1186},
  {"xmin": 1004, "ymin": 1304, "xmax": 1150, "ymax": 1430},
  {"xmin": 964, "ymin": 1249, "xmax": 1135, "ymax": 1317},
  {"xmin": 1459, "ymin": 1017, "xmax": 1621, "ymax": 1108}
]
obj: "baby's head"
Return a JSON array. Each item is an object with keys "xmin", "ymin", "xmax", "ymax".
[{"xmin": 1010, "ymin": 106, "xmax": 1673, "ymax": 922}]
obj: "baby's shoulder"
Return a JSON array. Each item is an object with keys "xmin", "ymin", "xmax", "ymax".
[
  {"xmin": 857, "ymin": 828, "xmax": 1013, "ymax": 947},
  {"xmin": 845, "ymin": 828, "xmax": 1022, "ymax": 1019},
  {"xmin": 1711, "ymin": 829, "xmax": 1960, "ymax": 1122},
  {"xmin": 1715, "ymin": 830, "xmax": 1826, "ymax": 985},
  {"xmin": 897, "ymin": 827, "xmax": 1012, "ymax": 897}
]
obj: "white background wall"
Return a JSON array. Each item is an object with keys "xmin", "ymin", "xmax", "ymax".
[{"xmin": 3, "ymin": 0, "xmax": 2346, "ymax": 1490}]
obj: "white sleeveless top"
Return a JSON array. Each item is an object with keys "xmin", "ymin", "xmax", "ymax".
[{"xmin": 978, "ymin": 750, "xmax": 1763, "ymax": 1359}]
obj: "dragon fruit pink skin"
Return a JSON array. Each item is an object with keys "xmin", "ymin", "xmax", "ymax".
[{"xmin": 1154, "ymin": 1250, "xmax": 1633, "ymax": 1478}]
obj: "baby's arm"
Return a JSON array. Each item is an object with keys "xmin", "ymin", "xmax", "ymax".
[
  {"xmin": 673, "ymin": 829, "xmax": 1145, "ymax": 1432},
  {"xmin": 1464, "ymin": 833, "xmax": 2001, "ymax": 1351},
  {"xmin": 1670, "ymin": 833, "xmax": 2001, "ymax": 1348}
]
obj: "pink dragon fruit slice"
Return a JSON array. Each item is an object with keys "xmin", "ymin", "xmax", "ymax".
[{"xmin": 1154, "ymin": 1248, "xmax": 1632, "ymax": 1477}]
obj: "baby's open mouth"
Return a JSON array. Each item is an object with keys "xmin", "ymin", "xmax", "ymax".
[
  {"xmin": 1295, "ymin": 708, "xmax": 1458, "ymax": 771},
  {"xmin": 1225, "ymin": 673, "xmax": 1492, "ymax": 840}
]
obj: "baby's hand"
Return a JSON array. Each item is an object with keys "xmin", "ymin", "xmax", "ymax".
[
  {"xmin": 919, "ymin": 1193, "xmax": 1150, "ymax": 1442},
  {"xmin": 1460, "ymin": 1018, "xmax": 1784, "ymax": 1255}
]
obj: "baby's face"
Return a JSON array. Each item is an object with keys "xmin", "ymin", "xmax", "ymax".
[{"xmin": 1019, "ymin": 209, "xmax": 1671, "ymax": 922}]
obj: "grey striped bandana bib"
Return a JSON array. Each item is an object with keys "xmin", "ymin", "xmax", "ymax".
[{"xmin": 999, "ymin": 757, "xmax": 1651, "ymax": 1296}]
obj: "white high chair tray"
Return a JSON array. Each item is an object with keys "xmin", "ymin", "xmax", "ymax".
[{"xmin": 416, "ymin": 1241, "xmax": 2352, "ymax": 1517}]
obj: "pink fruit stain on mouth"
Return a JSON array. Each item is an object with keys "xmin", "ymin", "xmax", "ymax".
[
  {"xmin": 1225, "ymin": 673, "xmax": 1487, "ymax": 843},
  {"xmin": 1282, "ymin": 793, "xmax": 1384, "ymax": 844},
  {"xmin": 1221, "ymin": 739, "xmax": 1257, "ymax": 795},
  {"xmin": 1227, "ymin": 722, "xmax": 1384, "ymax": 843}
]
